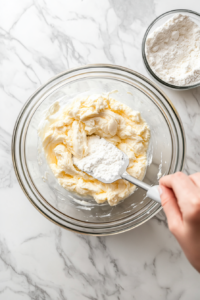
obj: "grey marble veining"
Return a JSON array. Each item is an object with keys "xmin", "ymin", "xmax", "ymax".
[{"xmin": 0, "ymin": 0, "xmax": 200, "ymax": 299}]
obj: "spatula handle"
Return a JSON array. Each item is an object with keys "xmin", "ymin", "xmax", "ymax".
[
  {"xmin": 146, "ymin": 185, "xmax": 161, "ymax": 204},
  {"xmin": 122, "ymin": 171, "xmax": 150, "ymax": 191},
  {"xmin": 121, "ymin": 172, "xmax": 161, "ymax": 204}
]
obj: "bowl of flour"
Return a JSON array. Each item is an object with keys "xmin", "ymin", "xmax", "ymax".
[{"xmin": 142, "ymin": 9, "xmax": 200, "ymax": 90}]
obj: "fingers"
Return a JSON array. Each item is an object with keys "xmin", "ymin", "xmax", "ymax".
[
  {"xmin": 160, "ymin": 173, "xmax": 200, "ymax": 273},
  {"xmin": 159, "ymin": 172, "xmax": 197, "ymax": 203},
  {"xmin": 159, "ymin": 185, "xmax": 182, "ymax": 236},
  {"xmin": 189, "ymin": 173, "xmax": 200, "ymax": 188},
  {"xmin": 160, "ymin": 172, "xmax": 200, "ymax": 223}
]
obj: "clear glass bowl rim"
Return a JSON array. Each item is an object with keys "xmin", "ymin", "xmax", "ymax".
[
  {"xmin": 12, "ymin": 64, "xmax": 186, "ymax": 235},
  {"xmin": 142, "ymin": 9, "xmax": 200, "ymax": 90}
]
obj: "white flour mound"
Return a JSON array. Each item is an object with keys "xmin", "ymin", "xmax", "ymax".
[
  {"xmin": 73, "ymin": 135, "xmax": 124, "ymax": 181},
  {"xmin": 145, "ymin": 14, "xmax": 200, "ymax": 86}
]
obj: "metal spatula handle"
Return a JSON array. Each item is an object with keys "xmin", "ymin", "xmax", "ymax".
[{"xmin": 122, "ymin": 172, "xmax": 161, "ymax": 204}]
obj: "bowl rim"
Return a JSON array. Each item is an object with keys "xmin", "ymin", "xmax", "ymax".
[
  {"xmin": 12, "ymin": 63, "xmax": 186, "ymax": 235},
  {"xmin": 142, "ymin": 9, "xmax": 200, "ymax": 90}
]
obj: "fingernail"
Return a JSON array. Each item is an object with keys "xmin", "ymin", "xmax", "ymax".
[{"xmin": 158, "ymin": 186, "xmax": 163, "ymax": 196}]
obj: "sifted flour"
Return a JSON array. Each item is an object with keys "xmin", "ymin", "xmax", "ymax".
[
  {"xmin": 145, "ymin": 14, "xmax": 200, "ymax": 86},
  {"xmin": 73, "ymin": 135, "xmax": 124, "ymax": 181}
]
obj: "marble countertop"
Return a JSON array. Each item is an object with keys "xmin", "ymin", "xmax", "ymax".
[{"xmin": 0, "ymin": 0, "xmax": 200, "ymax": 299}]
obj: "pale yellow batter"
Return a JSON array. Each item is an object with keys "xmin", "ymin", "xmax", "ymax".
[{"xmin": 38, "ymin": 92, "xmax": 150, "ymax": 206}]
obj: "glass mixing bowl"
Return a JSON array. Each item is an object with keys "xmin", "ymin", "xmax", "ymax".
[
  {"xmin": 12, "ymin": 64, "xmax": 185, "ymax": 235},
  {"xmin": 142, "ymin": 9, "xmax": 200, "ymax": 90}
]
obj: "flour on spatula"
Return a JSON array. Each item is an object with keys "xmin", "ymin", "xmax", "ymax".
[{"xmin": 73, "ymin": 135, "xmax": 124, "ymax": 181}]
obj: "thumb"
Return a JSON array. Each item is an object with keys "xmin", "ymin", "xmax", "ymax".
[{"xmin": 159, "ymin": 185, "xmax": 182, "ymax": 235}]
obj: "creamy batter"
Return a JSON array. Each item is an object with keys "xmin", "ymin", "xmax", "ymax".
[{"xmin": 38, "ymin": 92, "xmax": 150, "ymax": 206}]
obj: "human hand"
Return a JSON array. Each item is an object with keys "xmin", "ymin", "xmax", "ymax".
[{"xmin": 159, "ymin": 172, "xmax": 200, "ymax": 272}]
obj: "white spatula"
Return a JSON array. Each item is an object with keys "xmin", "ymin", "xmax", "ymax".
[{"xmin": 74, "ymin": 150, "xmax": 161, "ymax": 204}]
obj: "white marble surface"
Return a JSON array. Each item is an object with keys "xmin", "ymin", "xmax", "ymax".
[{"xmin": 0, "ymin": 0, "xmax": 200, "ymax": 299}]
